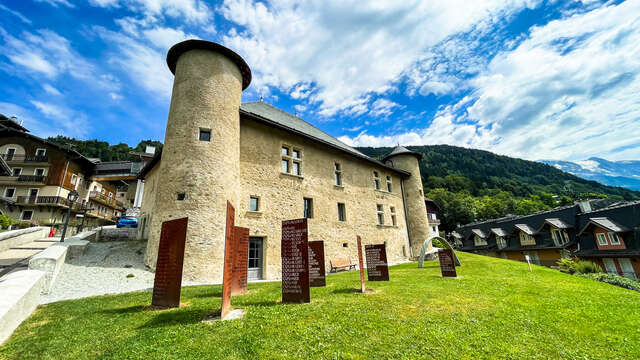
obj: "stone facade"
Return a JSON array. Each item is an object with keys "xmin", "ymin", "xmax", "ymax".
[{"xmin": 140, "ymin": 40, "xmax": 430, "ymax": 283}]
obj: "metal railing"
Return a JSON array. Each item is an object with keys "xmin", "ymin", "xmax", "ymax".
[
  {"xmin": 15, "ymin": 196, "xmax": 70, "ymax": 206},
  {"xmin": 16, "ymin": 175, "xmax": 46, "ymax": 183},
  {"xmin": 1, "ymin": 154, "xmax": 48, "ymax": 162}
]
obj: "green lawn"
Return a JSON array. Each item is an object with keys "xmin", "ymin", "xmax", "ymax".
[{"xmin": 2, "ymin": 253, "xmax": 640, "ymax": 359}]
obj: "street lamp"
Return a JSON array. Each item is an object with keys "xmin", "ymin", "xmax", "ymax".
[{"xmin": 60, "ymin": 190, "xmax": 79, "ymax": 242}]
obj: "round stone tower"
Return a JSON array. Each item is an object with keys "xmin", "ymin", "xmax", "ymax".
[
  {"xmin": 148, "ymin": 40, "xmax": 251, "ymax": 282},
  {"xmin": 383, "ymin": 146, "xmax": 431, "ymax": 257}
]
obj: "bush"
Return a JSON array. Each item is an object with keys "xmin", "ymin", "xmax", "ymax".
[
  {"xmin": 580, "ymin": 273, "xmax": 640, "ymax": 292},
  {"xmin": 0, "ymin": 214, "xmax": 14, "ymax": 229},
  {"xmin": 556, "ymin": 258, "xmax": 601, "ymax": 274}
]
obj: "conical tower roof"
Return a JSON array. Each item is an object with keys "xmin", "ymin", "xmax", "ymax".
[{"xmin": 382, "ymin": 146, "xmax": 422, "ymax": 162}]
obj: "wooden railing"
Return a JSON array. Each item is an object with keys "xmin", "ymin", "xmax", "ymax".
[
  {"xmin": 1, "ymin": 154, "xmax": 48, "ymax": 162},
  {"xmin": 89, "ymin": 191, "xmax": 124, "ymax": 209}
]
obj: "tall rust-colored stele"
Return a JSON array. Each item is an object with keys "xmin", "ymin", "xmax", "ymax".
[
  {"xmin": 230, "ymin": 226, "xmax": 250, "ymax": 295},
  {"xmin": 221, "ymin": 201, "xmax": 235, "ymax": 319},
  {"xmin": 365, "ymin": 244, "xmax": 390, "ymax": 281},
  {"xmin": 151, "ymin": 217, "xmax": 188, "ymax": 308},
  {"xmin": 308, "ymin": 241, "xmax": 326, "ymax": 287},
  {"xmin": 357, "ymin": 236, "xmax": 366, "ymax": 293},
  {"xmin": 281, "ymin": 218, "xmax": 310, "ymax": 303},
  {"xmin": 438, "ymin": 249, "xmax": 458, "ymax": 278}
]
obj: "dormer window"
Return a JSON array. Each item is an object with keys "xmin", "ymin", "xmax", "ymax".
[{"xmin": 496, "ymin": 236, "xmax": 507, "ymax": 249}]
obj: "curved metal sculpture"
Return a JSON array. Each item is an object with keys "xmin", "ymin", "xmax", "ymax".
[{"xmin": 418, "ymin": 236, "xmax": 461, "ymax": 268}]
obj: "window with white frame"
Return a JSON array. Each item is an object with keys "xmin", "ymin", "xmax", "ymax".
[
  {"xmin": 376, "ymin": 204, "xmax": 384, "ymax": 225},
  {"xmin": 35, "ymin": 148, "xmax": 46, "ymax": 157},
  {"xmin": 334, "ymin": 163, "xmax": 342, "ymax": 186},
  {"xmin": 12, "ymin": 168, "xmax": 22, "ymax": 176},
  {"xmin": 34, "ymin": 168, "xmax": 45, "ymax": 176},
  {"xmin": 386, "ymin": 175, "xmax": 392, "ymax": 192},
  {"xmin": 552, "ymin": 229, "xmax": 569, "ymax": 246},
  {"xmin": 4, "ymin": 188, "xmax": 15, "ymax": 198},
  {"xmin": 474, "ymin": 235, "xmax": 487, "ymax": 246},
  {"xmin": 596, "ymin": 233, "xmax": 608, "ymax": 246},
  {"xmin": 70, "ymin": 174, "xmax": 78, "ymax": 185},
  {"xmin": 373, "ymin": 171, "xmax": 381, "ymax": 190},
  {"xmin": 21, "ymin": 210, "xmax": 33, "ymax": 221},
  {"xmin": 390, "ymin": 206, "xmax": 397, "ymax": 226},
  {"xmin": 608, "ymin": 232, "xmax": 621, "ymax": 245},
  {"xmin": 281, "ymin": 145, "xmax": 302, "ymax": 176}
]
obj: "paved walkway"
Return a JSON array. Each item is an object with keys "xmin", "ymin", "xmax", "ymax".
[{"xmin": 0, "ymin": 239, "xmax": 60, "ymax": 279}]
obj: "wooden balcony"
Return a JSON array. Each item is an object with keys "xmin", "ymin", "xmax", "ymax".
[
  {"xmin": 15, "ymin": 196, "xmax": 70, "ymax": 207},
  {"xmin": 1, "ymin": 154, "xmax": 48, "ymax": 163},
  {"xmin": 0, "ymin": 175, "xmax": 47, "ymax": 185},
  {"xmin": 89, "ymin": 191, "xmax": 124, "ymax": 210}
]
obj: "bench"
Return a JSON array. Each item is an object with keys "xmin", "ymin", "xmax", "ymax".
[{"xmin": 330, "ymin": 258, "xmax": 357, "ymax": 272}]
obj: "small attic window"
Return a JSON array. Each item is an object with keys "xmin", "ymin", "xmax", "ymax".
[{"xmin": 199, "ymin": 128, "xmax": 211, "ymax": 142}]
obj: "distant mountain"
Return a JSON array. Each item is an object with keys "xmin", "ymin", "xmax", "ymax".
[
  {"xmin": 540, "ymin": 158, "xmax": 640, "ymax": 191},
  {"xmin": 356, "ymin": 145, "xmax": 639, "ymax": 200}
]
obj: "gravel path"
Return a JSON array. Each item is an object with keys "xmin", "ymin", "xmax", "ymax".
[{"xmin": 42, "ymin": 241, "xmax": 155, "ymax": 304}]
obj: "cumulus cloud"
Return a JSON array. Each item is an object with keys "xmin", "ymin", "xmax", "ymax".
[
  {"xmin": 0, "ymin": 101, "xmax": 89, "ymax": 138},
  {"xmin": 90, "ymin": 0, "xmax": 212, "ymax": 24},
  {"xmin": 35, "ymin": 0, "xmax": 74, "ymax": 8},
  {"xmin": 142, "ymin": 27, "xmax": 197, "ymax": 50},
  {"xmin": 339, "ymin": 0, "xmax": 640, "ymax": 161},
  {"xmin": 220, "ymin": 0, "xmax": 540, "ymax": 116}
]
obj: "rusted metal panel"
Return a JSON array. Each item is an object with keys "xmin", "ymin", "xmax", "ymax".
[
  {"xmin": 308, "ymin": 241, "xmax": 326, "ymax": 287},
  {"xmin": 151, "ymin": 217, "xmax": 188, "ymax": 308},
  {"xmin": 281, "ymin": 218, "xmax": 310, "ymax": 303},
  {"xmin": 357, "ymin": 236, "xmax": 366, "ymax": 293},
  {"xmin": 231, "ymin": 226, "xmax": 250, "ymax": 295},
  {"xmin": 438, "ymin": 249, "xmax": 458, "ymax": 277},
  {"xmin": 365, "ymin": 244, "xmax": 389, "ymax": 281},
  {"xmin": 221, "ymin": 201, "xmax": 235, "ymax": 319}
]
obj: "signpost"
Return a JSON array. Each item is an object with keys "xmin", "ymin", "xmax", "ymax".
[
  {"xmin": 365, "ymin": 244, "xmax": 389, "ymax": 281},
  {"xmin": 525, "ymin": 254, "xmax": 532, "ymax": 272},
  {"xmin": 231, "ymin": 226, "xmax": 250, "ymax": 295},
  {"xmin": 438, "ymin": 249, "xmax": 457, "ymax": 278},
  {"xmin": 281, "ymin": 218, "xmax": 310, "ymax": 303},
  {"xmin": 357, "ymin": 236, "xmax": 366, "ymax": 292},
  {"xmin": 308, "ymin": 241, "xmax": 326, "ymax": 287},
  {"xmin": 220, "ymin": 201, "xmax": 235, "ymax": 319},
  {"xmin": 151, "ymin": 217, "xmax": 188, "ymax": 308}
]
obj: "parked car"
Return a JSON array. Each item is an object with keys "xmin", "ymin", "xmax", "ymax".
[{"xmin": 116, "ymin": 216, "xmax": 138, "ymax": 228}]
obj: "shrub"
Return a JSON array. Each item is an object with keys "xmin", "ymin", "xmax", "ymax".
[
  {"xmin": 557, "ymin": 258, "xmax": 601, "ymax": 274},
  {"xmin": 0, "ymin": 214, "xmax": 14, "ymax": 229},
  {"xmin": 580, "ymin": 273, "xmax": 640, "ymax": 292}
]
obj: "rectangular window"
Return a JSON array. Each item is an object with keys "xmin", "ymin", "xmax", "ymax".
[
  {"xmin": 376, "ymin": 204, "xmax": 384, "ymax": 225},
  {"xmin": 303, "ymin": 198, "xmax": 313, "ymax": 218},
  {"xmin": 21, "ymin": 210, "xmax": 33, "ymax": 221},
  {"xmin": 519, "ymin": 232, "xmax": 535, "ymax": 246},
  {"xmin": 34, "ymin": 168, "xmax": 45, "ymax": 176},
  {"xmin": 334, "ymin": 163, "xmax": 342, "ymax": 186},
  {"xmin": 29, "ymin": 188, "xmax": 38, "ymax": 198},
  {"xmin": 70, "ymin": 174, "xmax": 78, "ymax": 185},
  {"xmin": 292, "ymin": 161, "xmax": 301, "ymax": 176},
  {"xmin": 596, "ymin": 233, "xmax": 608, "ymax": 246},
  {"xmin": 281, "ymin": 145, "xmax": 302, "ymax": 176},
  {"xmin": 373, "ymin": 171, "xmax": 381, "ymax": 190},
  {"xmin": 292, "ymin": 149, "xmax": 300, "ymax": 159},
  {"xmin": 35, "ymin": 148, "xmax": 46, "ymax": 157},
  {"xmin": 199, "ymin": 128, "xmax": 211, "ymax": 142},
  {"xmin": 282, "ymin": 147, "xmax": 289, "ymax": 156},
  {"xmin": 250, "ymin": 196, "xmax": 259, "ymax": 212},
  {"xmin": 4, "ymin": 188, "xmax": 15, "ymax": 198},
  {"xmin": 337, "ymin": 202, "xmax": 346, "ymax": 221},
  {"xmin": 12, "ymin": 168, "xmax": 22, "ymax": 176},
  {"xmin": 497, "ymin": 236, "xmax": 506, "ymax": 249},
  {"xmin": 390, "ymin": 206, "xmax": 397, "ymax": 226},
  {"xmin": 608, "ymin": 232, "xmax": 621, "ymax": 245},
  {"xmin": 282, "ymin": 159, "xmax": 289, "ymax": 173},
  {"xmin": 386, "ymin": 175, "xmax": 392, "ymax": 192}
]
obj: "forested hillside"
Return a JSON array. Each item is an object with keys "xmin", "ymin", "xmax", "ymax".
[
  {"xmin": 46, "ymin": 136, "xmax": 163, "ymax": 162},
  {"xmin": 357, "ymin": 145, "xmax": 639, "ymax": 231}
]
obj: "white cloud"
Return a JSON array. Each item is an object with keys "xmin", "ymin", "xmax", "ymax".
[
  {"xmin": 35, "ymin": 0, "xmax": 75, "ymax": 8},
  {"xmin": 89, "ymin": 0, "xmax": 120, "ymax": 7},
  {"xmin": 220, "ymin": 0, "xmax": 541, "ymax": 116},
  {"xmin": 0, "ymin": 4, "xmax": 32, "ymax": 24},
  {"xmin": 338, "ymin": 0, "xmax": 640, "ymax": 161},
  {"xmin": 90, "ymin": 0, "xmax": 212, "ymax": 24},
  {"xmin": 43, "ymin": 84, "xmax": 62, "ymax": 96},
  {"xmin": 370, "ymin": 99, "xmax": 401, "ymax": 118},
  {"xmin": 142, "ymin": 27, "xmax": 196, "ymax": 50},
  {"xmin": 0, "ymin": 101, "xmax": 90, "ymax": 138}
]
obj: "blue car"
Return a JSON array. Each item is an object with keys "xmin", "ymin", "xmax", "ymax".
[{"xmin": 116, "ymin": 216, "xmax": 138, "ymax": 228}]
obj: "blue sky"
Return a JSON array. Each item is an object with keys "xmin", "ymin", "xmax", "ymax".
[{"xmin": 0, "ymin": 0, "xmax": 638, "ymax": 161}]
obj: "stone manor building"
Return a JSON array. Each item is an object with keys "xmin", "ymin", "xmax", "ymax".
[{"xmin": 138, "ymin": 40, "xmax": 431, "ymax": 283}]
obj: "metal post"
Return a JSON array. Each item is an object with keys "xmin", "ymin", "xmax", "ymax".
[
  {"xmin": 60, "ymin": 205, "xmax": 72, "ymax": 242},
  {"xmin": 78, "ymin": 207, "xmax": 87, "ymax": 233}
]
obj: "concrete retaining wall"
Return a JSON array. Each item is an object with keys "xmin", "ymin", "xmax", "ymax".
[
  {"xmin": 52, "ymin": 231, "xmax": 95, "ymax": 259},
  {"xmin": 0, "ymin": 270, "xmax": 45, "ymax": 345},
  {"xmin": 0, "ymin": 227, "xmax": 49, "ymax": 253},
  {"xmin": 28, "ymin": 246, "xmax": 67, "ymax": 294},
  {"xmin": 96, "ymin": 226, "xmax": 137, "ymax": 242}
]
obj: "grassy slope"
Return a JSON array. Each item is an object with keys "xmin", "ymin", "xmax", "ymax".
[{"xmin": 2, "ymin": 253, "xmax": 640, "ymax": 359}]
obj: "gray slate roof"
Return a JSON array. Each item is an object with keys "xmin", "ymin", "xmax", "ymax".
[
  {"xmin": 578, "ymin": 217, "xmax": 630, "ymax": 235},
  {"xmin": 514, "ymin": 223, "xmax": 537, "ymax": 235},
  {"xmin": 240, "ymin": 102, "xmax": 408, "ymax": 176},
  {"xmin": 382, "ymin": 146, "xmax": 422, "ymax": 162}
]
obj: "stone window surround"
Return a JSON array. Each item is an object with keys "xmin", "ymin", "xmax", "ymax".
[
  {"xmin": 303, "ymin": 197, "xmax": 313, "ymax": 219},
  {"xmin": 373, "ymin": 171, "xmax": 381, "ymax": 190},
  {"xmin": 281, "ymin": 143, "xmax": 302, "ymax": 177},
  {"xmin": 337, "ymin": 202, "xmax": 346, "ymax": 222},
  {"xmin": 386, "ymin": 175, "xmax": 392, "ymax": 192},
  {"xmin": 249, "ymin": 195, "xmax": 261, "ymax": 212},
  {"xmin": 376, "ymin": 203, "xmax": 384, "ymax": 225},
  {"xmin": 390, "ymin": 205, "xmax": 397, "ymax": 226},
  {"xmin": 334, "ymin": 162, "xmax": 342, "ymax": 187}
]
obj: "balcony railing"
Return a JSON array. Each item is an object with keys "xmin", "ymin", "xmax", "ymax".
[
  {"xmin": 1, "ymin": 154, "xmax": 48, "ymax": 162},
  {"xmin": 427, "ymin": 218, "xmax": 440, "ymax": 225},
  {"xmin": 15, "ymin": 196, "xmax": 70, "ymax": 207},
  {"xmin": 89, "ymin": 191, "xmax": 124, "ymax": 209},
  {"xmin": 17, "ymin": 175, "xmax": 46, "ymax": 183}
]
